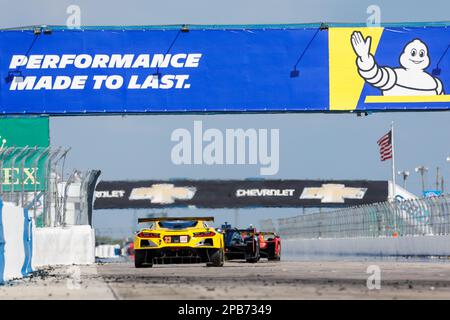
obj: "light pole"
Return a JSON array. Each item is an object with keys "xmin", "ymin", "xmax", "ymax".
[
  {"xmin": 415, "ymin": 166, "xmax": 428, "ymax": 194},
  {"xmin": 397, "ymin": 170, "xmax": 410, "ymax": 189}
]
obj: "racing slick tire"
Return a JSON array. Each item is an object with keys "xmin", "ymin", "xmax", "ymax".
[
  {"xmin": 135, "ymin": 250, "xmax": 153, "ymax": 268},
  {"xmin": 207, "ymin": 248, "xmax": 224, "ymax": 267},
  {"xmin": 268, "ymin": 243, "xmax": 281, "ymax": 261},
  {"xmin": 246, "ymin": 241, "xmax": 260, "ymax": 263}
]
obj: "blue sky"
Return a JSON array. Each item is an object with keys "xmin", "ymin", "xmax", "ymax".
[{"xmin": 2, "ymin": 0, "xmax": 450, "ymax": 237}]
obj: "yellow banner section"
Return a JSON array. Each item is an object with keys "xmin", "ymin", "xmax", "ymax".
[
  {"xmin": 329, "ymin": 27, "xmax": 384, "ymax": 111},
  {"xmin": 365, "ymin": 95, "xmax": 450, "ymax": 103}
]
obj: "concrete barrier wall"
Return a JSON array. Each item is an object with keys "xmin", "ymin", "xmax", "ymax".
[
  {"xmin": 0, "ymin": 201, "xmax": 33, "ymax": 284},
  {"xmin": 32, "ymin": 225, "xmax": 95, "ymax": 267},
  {"xmin": 1, "ymin": 199, "xmax": 95, "ymax": 285},
  {"xmin": 95, "ymin": 244, "xmax": 120, "ymax": 258},
  {"xmin": 283, "ymin": 236, "xmax": 450, "ymax": 258}
]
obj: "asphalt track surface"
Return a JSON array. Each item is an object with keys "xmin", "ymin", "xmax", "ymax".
[{"xmin": 2, "ymin": 259, "xmax": 450, "ymax": 299}]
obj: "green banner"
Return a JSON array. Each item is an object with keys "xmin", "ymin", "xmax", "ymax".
[{"xmin": 0, "ymin": 117, "xmax": 49, "ymax": 192}]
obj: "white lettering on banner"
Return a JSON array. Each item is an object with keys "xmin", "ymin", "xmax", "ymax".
[
  {"xmin": 236, "ymin": 189, "xmax": 295, "ymax": 197},
  {"xmin": 41, "ymin": 55, "xmax": 60, "ymax": 69},
  {"xmin": 92, "ymin": 75, "xmax": 123, "ymax": 90},
  {"xmin": 95, "ymin": 190, "xmax": 126, "ymax": 198},
  {"xmin": 127, "ymin": 75, "xmax": 191, "ymax": 90},
  {"xmin": 27, "ymin": 55, "xmax": 44, "ymax": 69},
  {"xmin": 7, "ymin": 53, "xmax": 202, "ymax": 91},
  {"xmin": 9, "ymin": 53, "xmax": 203, "ymax": 69},
  {"xmin": 109, "ymin": 54, "xmax": 135, "ymax": 68},
  {"xmin": 0, "ymin": 167, "xmax": 40, "ymax": 185},
  {"xmin": 10, "ymin": 76, "xmax": 88, "ymax": 90}
]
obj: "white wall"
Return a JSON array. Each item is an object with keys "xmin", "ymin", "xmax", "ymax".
[
  {"xmin": 32, "ymin": 225, "xmax": 95, "ymax": 267},
  {"xmin": 1, "ymin": 199, "xmax": 95, "ymax": 285},
  {"xmin": 95, "ymin": 244, "xmax": 120, "ymax": 258},
  {"xmin": 0, "ymin": 201, "xmax": 33, "ymax": 283},
  {"xmin": 283, "ymin": 235, "xmax": 450, "ymax": 258}
]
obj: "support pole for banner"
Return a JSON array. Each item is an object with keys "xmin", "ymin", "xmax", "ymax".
[{"xmin": 391, "ymin": 121, "xmax": 396, "ymax": 201}]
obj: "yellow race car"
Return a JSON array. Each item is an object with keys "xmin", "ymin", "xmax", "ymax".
[{"xmin": 134, "ymin": 217, "xmax": 224, "ymax": 268}]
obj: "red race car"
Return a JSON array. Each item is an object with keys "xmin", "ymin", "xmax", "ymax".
[{"xmin": 257, "ymin": 231, "xmax": 281, "ymax": 261}]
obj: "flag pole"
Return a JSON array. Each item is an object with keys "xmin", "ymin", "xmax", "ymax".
[{"xmin": 391, "ymin": 121, "xmax": 396, "ymax": 201}]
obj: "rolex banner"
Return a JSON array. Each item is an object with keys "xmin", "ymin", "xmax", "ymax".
[
  {"xmin": 94, "ymin": 179, "xmax": 389, "ymax": 209},
  {"xmin": 0, "ymin": 117, "xmax": 50, "ymax": 191}
]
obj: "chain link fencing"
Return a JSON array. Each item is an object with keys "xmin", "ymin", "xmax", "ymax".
[
  {"xmin": 268, "ymin": 195, "xmax": 450, "ymax": 239},
  {"xmin": 0, "ymin": 146, "xmax": 100, "ymax": 228}
]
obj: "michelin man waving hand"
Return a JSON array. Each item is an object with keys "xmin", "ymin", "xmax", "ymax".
[{"xmin": 351, "ymin": 31, "xmax": 444, "ymax": 96}]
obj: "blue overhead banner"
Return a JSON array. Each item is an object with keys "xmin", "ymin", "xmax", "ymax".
[
  {"xmin": 0, "ymin": 24, "xmax": 450, "ymax": 114},
  {"xmin": 0, "ymin": 27, "xmax": 329, "ymax": 114}
]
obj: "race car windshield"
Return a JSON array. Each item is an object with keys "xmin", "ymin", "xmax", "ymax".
[
  {"xmin": 224, "ymin": 230, "xmax": 244, "ymax": 245},
  {"xmin": 158, "ymin": 220, "xmax": 198, "ymax": 229}
]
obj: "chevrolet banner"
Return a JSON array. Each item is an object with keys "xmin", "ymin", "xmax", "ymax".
[
  {"xmin": 1, "ymin": 24, "xmax": 449, "ymax": 114},
  {"xmin": 93, "ymin": 179, "xmax": 389, "ymax": 209}
]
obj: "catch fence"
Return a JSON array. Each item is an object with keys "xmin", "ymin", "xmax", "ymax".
[
  {"xmin": 274, "ymin": 195, "xmax": 450, "ymax": 239},
  {"xmin": 0, "ymin": 146, "xmax": 99, "ymax": 227}
]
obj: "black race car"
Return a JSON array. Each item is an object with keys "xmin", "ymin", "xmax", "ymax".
[{"xmin": 222, "ymin": 224, "xmax": 260, "ymax": 263}]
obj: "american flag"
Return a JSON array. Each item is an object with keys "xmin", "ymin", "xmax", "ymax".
[{"xmin": 377, "ymin": 130, "xmax": 392, "ymax": 161}]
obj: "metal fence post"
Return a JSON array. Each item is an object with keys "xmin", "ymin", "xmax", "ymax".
[
  {"xmin": 20, "ymin": 147, "xmax": 38, "ymax": 207},
  {"xmin": 9, "ymin": 146, "xmax": 28, "ymax": 204},
  {"xmin": 43, "ymin": 148, "xmax": 61, "ymax": 227},
  {"xmin": 52, "ymin": 148, "xmax": 71, "ymax": 226},
  {"xmin": 0, "ymin": 147, "xmax": 16, "ymax": 195},
  {"xmin": 33, "ymin": 147, "xmax": 50, "ymax": 220},
  {"xmin": 61, "ymin": 170, "xmax": 77, "ymax": 226}
]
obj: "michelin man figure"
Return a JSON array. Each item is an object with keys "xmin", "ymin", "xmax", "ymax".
[{"xmin": 351, "ymin": 31, "xmax": 444, "ymax": 96}]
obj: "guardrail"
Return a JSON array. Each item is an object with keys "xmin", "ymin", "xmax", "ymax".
[
  {"xmin": 275, "ymin": 195, "xmax": 450, "ymax": 239},
  {"xmin": 0, "ymin": 146, "xmax": 100, "ymax": 227}
]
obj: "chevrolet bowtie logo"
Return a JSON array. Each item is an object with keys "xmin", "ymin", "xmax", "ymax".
[
  {"xmin": 129, "ymin": 184, "xmax": 197, "ymax": 204},
  {"xmin": 300, "ymin": 184, "xmax": 367, "ymax": 203}
]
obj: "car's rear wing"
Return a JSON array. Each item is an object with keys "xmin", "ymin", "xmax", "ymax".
[
  {"xmin": 225, "ymin": 228, "xmax": 257, "ymax": 234},
  {"xmin": 258, "ymin": 231, "xmax": 278, "ymax": 236},
  {"xmin": 138, "ymin": 216, "xmax": 214, "ymax": 223}
]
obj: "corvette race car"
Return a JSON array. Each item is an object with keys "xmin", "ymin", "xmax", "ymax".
[{"xmin": 134, "ymin": 217, "xmax": 224, "ymax": 268}]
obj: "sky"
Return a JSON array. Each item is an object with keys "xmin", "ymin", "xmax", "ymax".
[{"xmin": 1, "ymin": 0, "xmax": 450, "ymax": 237}]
